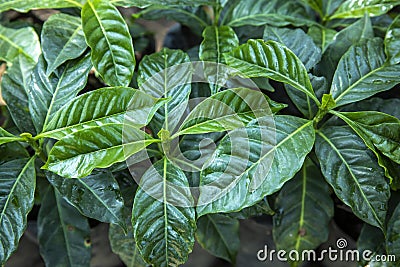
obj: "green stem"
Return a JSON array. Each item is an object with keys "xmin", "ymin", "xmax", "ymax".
[{"xmin": 20, "ymin": 133, "xmax": 47, "ymax": 163}]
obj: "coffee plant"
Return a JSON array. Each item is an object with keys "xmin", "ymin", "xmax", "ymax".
[{"xmin": 0, "ymin": 0, "xmax": 400, "ymax": 266}]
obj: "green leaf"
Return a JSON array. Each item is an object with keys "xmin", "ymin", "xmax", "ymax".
[
  {"xmin": 287, "ymin": 75, "xmax": 327, "ymax": 120},
  {"xmin": 44, "ymin": 123, "xmax": 159, "ymax": 178},
  {"xmin": 221, "ymin": 0, "xmax": 316, "ymax": 27},
  {"xmin": 262, "ymin": 26, "xmax": 323, "ymax": 119},
  {"xmin": 316, "ymin": 126, "xmax": 390, "ymax": 229},
  {"xmin": 39, "ymin": 87, "xmax": 164, "ymax": 140},
  {"xmin": 1, "ymin": 56, "xmax": 37, "ymax": 134},
  {"xmin": 0, "ymin": 136, "xmax": 23, "ymax": 146},
  {"xmin": 46, "ymin": 171, "xmax": 126, "ymax": 229},
  {"xmin": 307, "ymin": 26, "xmax": 337, "ymax": 53},
  {"xmin": 263, "ymin": 26, "xmax": 321, "ymax": 71},
  {"xmin": 138, "ymin": 48, "xmax": 191, "ymax": 133},
  {"xmin": 197, "ymin": 116, "xmax": 315, "ymax": 216},
  {"xmin": 385, "ymin": 15, "xmax": 400, "ymax": 65},
  {"xmin": 116, "ymin": 0, "xmax": 216, "ymax": 8},
  {"xmin": 299, "ymin": 0, "xmax": 323, "ymax": 16},
  {"xmin": 109, "ymin": 218, "xmax": 147, "ymax": 267},
  {"xmin": 225, "ymin": 39, "xmax": 320, "ymax": 105},
  {"xmin": 321, "ymin": 0, "xmax": 345, "ymax": 17},
  {"xmin": 200, "ymin": 26, "xmax": 239, "ymax": 63},
  {"xmin": 199, "ymin": 26, "xmax": 239, "ymax": 94},
  {"xmin": 28, "ymin": 54, "xmax": 92, "ymax": 133},
  {"xmin": 386, "ymin": 202, "xmax": 400, "ymax": 260},
  {"xmin": 82, "ymin": 0, "xmax": 135, "ymax": 87},
  {"xmin": 316, "ymin": 15, "xmax": 374, "ymax": 83},
  {"xmin": 328, "ymin": 0, "xmax": 399, "ymax": 20},
  {"xmin": 228, "ymin": 198, "xmax": 274, "ymax": 219},
  {"xmin": 358, "ymin": 224, "xmax": 386, "ymax": 266},
  {"xmin": 338, "ymin": 98, "xmax": 400, "ymax": 190},
  {"xmin": 178, "ymin": 88, "xmax": 276, "ymax": 136},
  {"xmin": 330, "ymin": 38, "xmax": 400, "ymax": 107},
  {"xmin": 196, "ymin": 214, "xmax": 240, "ymax": 263},
  {"xmin": 132, "ymin": 158, "xmax": 196, "ymax": 267},
  {"xmin": 273, "ymin": 158, "xmax": 333, "ymax": 257},
  {"xmin": 0, "ymin": 142, "xmax": 29, "ymax": 165},
  {"xmin": 41, "ymin": 13, "xmax": 88, "ymax": 75},
  {"xmin": 0, "ymin": 24, "xmax": 40, "ymax": 63},
  {"xmin": 0, "ymin": 157, "xmax": 36, "ymax": 265},
  {"xmin": 134, "ymin": 5, "xmax": 210, "ymax": 36},
  {"xmin": 37, "ymin": 187, "xmax": 91, "ymax": 267},
  {"xmin": 0, "ymin": 0, "xmax": 85, "ymax": 13},
  {"xmin": 332, "ymin": 111, "xmax": 400, "ymax": 164}
]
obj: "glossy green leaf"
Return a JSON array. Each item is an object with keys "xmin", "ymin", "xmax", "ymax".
[
  {"xmin": 0, "ymin": 0, "xmax": 85, "ymax": 13},
  {"xmin": 221, "ymin": 0, "xmax": 316, "ymax": 27},
  {"xmin": 300, "ymin": 0, "xmax": 323, "ymax": 16},
  {"xmin": 262, "ymin": 26, "xmax": 323, "ymax": 119},
  {"xmin": 316, "ymin": 126, "xmax": 390, "ymax": 229},
  {"xmin": 385, "ymin": 15, "xmax": 400, "ymax": 65},
  {"xmin": 0, "ymin": 142, "xmax": 29, "ymax": 165},
  {"xmin": 0, "ymin": 24, "xmax": 40, "ymax": 63},
  {"xmin": 47, "ymin": 171, "xmax": 126, "ymax": 229},
  {"xmin": 132, "ymin": 158, "xmax": 196, "ymax": 267},
  {"xmin": 339, "ymin": 98, "xmax": 400, "ymax": 189},
  {"xmin": 41, "ymin": 13, "xmax": 88, "ymax": 75},
  {"xmin": 225, "ymin": 39, "xmax": 320, "ymax": 105},
  {"xmin": 273, "ymin": 158, "xmax": 333, "ymax": 257},
  {"xmin": 0, "ymin": 136, "xmax": 23, "ymax": 146},
  {"xmin": 331, "ymin": 38, "xmax": 400, "ymax": 107},
  {"xmin": 134, "ymin": 5, "xmax": 210, "ymax": 36},
  {"xmin": 341, "ymin": 97, "xmax": 400, "ymax": 120},
  {"xmin": 28, "ymin": 54, "xmax": 92, "ymax": 133},
  {"xmin": 199, "ymin": 26, "xmax": 239, "ymax": 94},
  {"xmin": 386, "ymin": 202, "xmax": 400, "ymax": 260},
  {"xmin": 1, "ymin": 56, "xmax": 37, "ymax": 134},
  {"xmin": 116, "ymin": 0, "xmax": 216, "ymax": 7},
  {"xmin": 39, "ymin": 87, "xmax": 164, "ymax": 140},
  {"xmin": 321, "ymin": 0, "xmax": 345, "ymax": 17},
  {"xmin": 200, "ymin": 26, "xmax": 239, "ymax": 63},
  {"xmin": 263, "ymin": 26, "xmax": 321, "ymax": 71},
  {"xmin": 358, "ymin": 224, "xmax": 386, "ymax": 266},
  {"xmin": 196, "ymin": 214, "xmax": 240, "ymax": 263},
  {"xmin": 329, "ymin": 0, "xmax": 399, "ymax": 20},
  {"xmin": 37, "ymin": 187, "xmax": 91, "ymax": 267},
  {"xmin": 197, "ymin": 116, "xmax": 315, "ymax": 216},
  {"xmin": 0, "ymin": 157, "xmax": 36, "ymax": 265},
  {"xmin": 82, "ymin": 0, "xmax": 135, "ymax": 87},
  {"xmin": 307, "ymin": 26, "xmax": 337, "ymax": 53},
  {"xmin": 0, "ymin": 128, "xmax": 13, "ymax": 138},
  {"xmin": 229, "ymin": 198, "xmax": 274, "ymax": 219},
  {"xmin": 44, "ymin": 123, "xmax": 159, "ymax": 178},
  {"xmin": 287, "ymin": 75, "xmax": 327, "ymax": 119},
  {"xmin": 109, "ymin": 218, "xmax": 147, "ymax": 267},
  {"xmin": 178, "ymin": 88, "xmax": 276, "ymax": 136},
  {"xmin": 332, "ymin": 111, "xmax": 400, "ymax": 164},
  {"xmin": 138, "ymin": 48, "xmax": 191, "ymax": 133},
  {"xmin": 316, "ymin": 15, "xmax": 374, "ymax": 83}
]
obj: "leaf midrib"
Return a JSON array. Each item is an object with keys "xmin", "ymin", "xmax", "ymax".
[
  {"xmin": 55, "ymin": 191, "xmax": 74, "ymax": 267},
  {"xmin": 0, "ymin": 157, "xmax": 35, "ymax": 225},
  {"xmin": 87, "ymin": 0, "xmax": 119, "ymax": 80},
  {"xmin": 77, "ymin": 178, "xmax": 122, "ymax": 225},
  {"xmin": 332, "ymin": 62, "xmax": 388, "ymax": 105},
  {"xmin": 317, "ymin": 131, "xmax": 383, "ymax": 228},
  {"xmin": 0, "ymin": 32, "xmax": 34, "ymax": 62},
  {"xmin": 227, "ymin": 54, "xmax": 319, "ymax": 105}
]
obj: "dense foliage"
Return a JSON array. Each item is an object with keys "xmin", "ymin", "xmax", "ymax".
[{"xmin": 0, "ymin": 0, "xmax": 400, "ymax": 266}]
